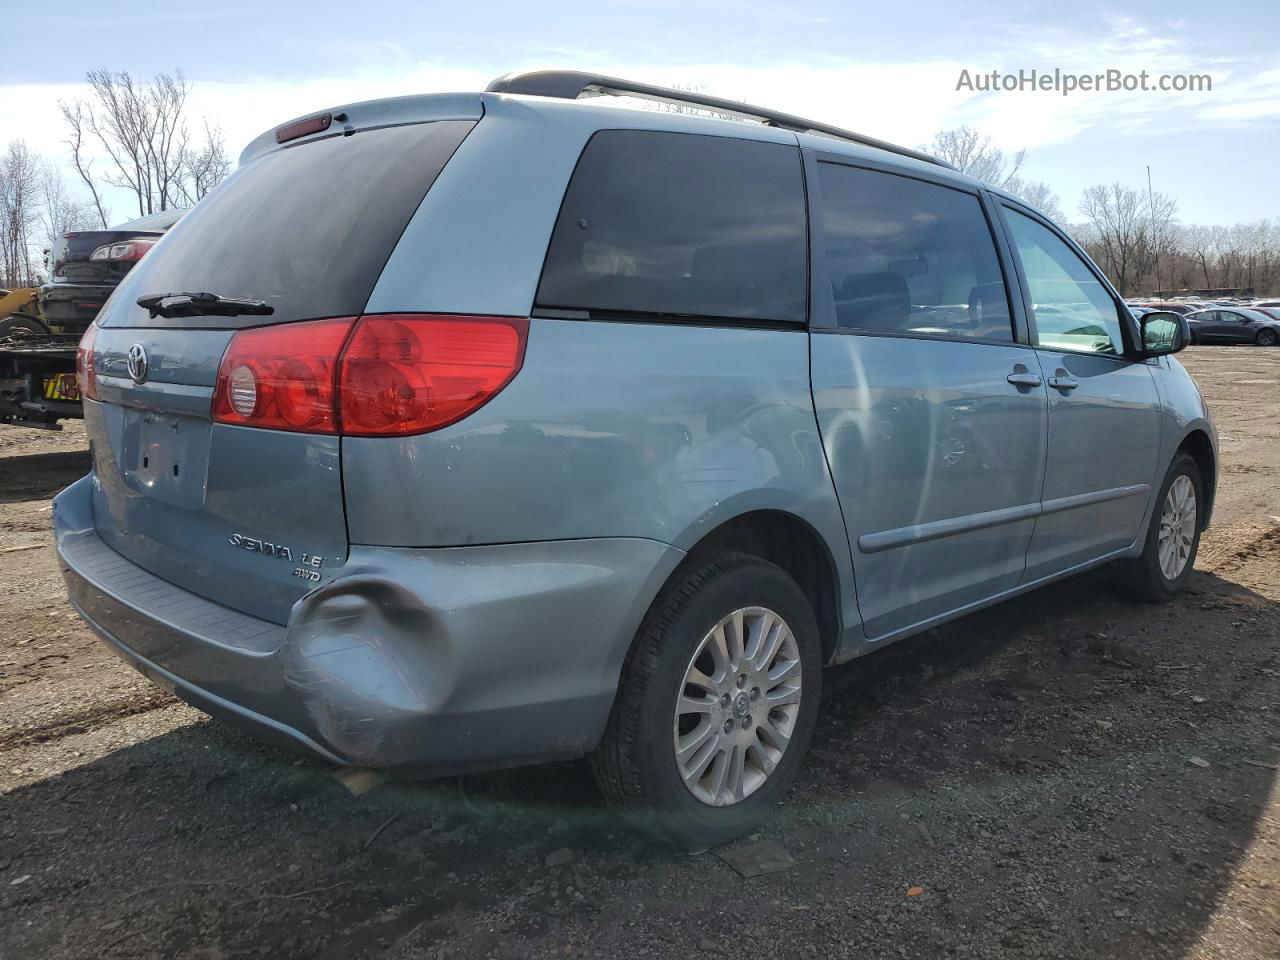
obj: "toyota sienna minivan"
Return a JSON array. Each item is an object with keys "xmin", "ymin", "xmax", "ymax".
[{"xmin": 56, "ymin": 71, "xmax": 1217, "ymax": 847}]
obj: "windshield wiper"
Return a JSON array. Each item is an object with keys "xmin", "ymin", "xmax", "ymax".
[{"xmin": 136, "ymin": 291, "xmax": 275, "ymax": 320}]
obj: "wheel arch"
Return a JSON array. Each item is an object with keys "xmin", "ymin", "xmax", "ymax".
[
  {"xmin": 1176, "ymin": 428, "xmax": 1217, "ymax": 530},
  {"xmin": 660, "ymin": 509, "xmax": 845, "ymax": 667}
]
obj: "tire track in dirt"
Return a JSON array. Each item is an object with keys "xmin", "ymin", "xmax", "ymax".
[
  {"xmin": 0, "ymin": 689, "xmax": 175, "ymax": 750},
  {"xmin": 1198, "ymin": 518, "xmax": 1280, "ymax": 573}
]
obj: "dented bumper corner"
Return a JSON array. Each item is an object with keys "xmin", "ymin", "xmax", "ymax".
[{"xmin": 54, "ymin": 473, "xmax": 683, "ymax": 774}]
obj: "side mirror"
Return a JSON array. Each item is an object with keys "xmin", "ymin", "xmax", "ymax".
[{"xmin": 1141, "ymin": 311, "xmax": 1188, "ymax": 356}]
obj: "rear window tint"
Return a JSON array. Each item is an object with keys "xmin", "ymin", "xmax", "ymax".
[
  {"xmin": 819, "ymin": 163, "xmax": 1014, "ymax": 342},
  {"xmin": 536, "ymin": 130, "xmax": 807, "ymax": 324},
  {"xmin": 104, "ymin": 120, "xmax": 475, "ymax": 328}
]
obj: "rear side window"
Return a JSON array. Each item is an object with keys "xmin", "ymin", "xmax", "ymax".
[
  {"xmin": 818, "ymin": 163, "xmax": 1013, "ymax": 342},
  {"xmin": 536, "ymin": 130, "xmax": 807, "ymax": 324},
  {"xmin": 106, "ymin": 120, "xmax": 475, "ymax": 328}
]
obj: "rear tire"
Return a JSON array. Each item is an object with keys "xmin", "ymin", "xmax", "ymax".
[
  {"xmin": 1116, "ymin": 452, "xmax": 1203, "ymax": 602},
  {"xmin": 1256, "ymin": 328, "xmax": 1278, "ymax": 346},
  {"xmin": 0, "ymin": 314, "xmax": 48, "ymax": 339},
  {"xmin": 591, "ymin": 552, "xmax": 822, "ymax": 849}
]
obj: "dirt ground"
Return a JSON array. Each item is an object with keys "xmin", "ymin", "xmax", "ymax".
[{"xmin": 1, "ymin": 347, "xmax": 1277, "ymax": 960}]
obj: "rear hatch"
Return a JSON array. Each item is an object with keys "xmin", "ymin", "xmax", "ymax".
[{"xmin": 86, "ymin": 107, "xmax": 478, "ymax": 623}]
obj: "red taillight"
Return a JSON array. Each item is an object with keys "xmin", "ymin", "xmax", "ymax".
[
  {"xmin": 89, "ymin": 238, "xmax": 158, "ymax": 262},
  {"xmin": 212, "ymin": 318, "xmax": 355, "ymax": 433},
  {"xmin": 211, "ymin": 314, "xmax": 527, "ymax": 436},
  {"xmin": 339, "ymin": 315, "xmax": 528, "ymax": 436},
  {"xmin": 76, "ymin": 324, "xmax": 99, "ymax": 401}
]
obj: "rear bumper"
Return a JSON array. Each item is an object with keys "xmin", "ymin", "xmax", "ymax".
[
  {"xmin": 54, "ymin": 474, "xmax": 683, "ymax": 774},
  {"xmin": 39, "ymin": 282, "xmax": 113, "ymax": 328}
]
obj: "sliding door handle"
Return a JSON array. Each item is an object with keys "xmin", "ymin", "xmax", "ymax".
[
  {"xmin": 1048, "ymin": 376, "xmax": 1079, "ymax": 391},
  {"xmin": 1007, "ymin": 372, "xmax": 1043, "ymax": 388}
]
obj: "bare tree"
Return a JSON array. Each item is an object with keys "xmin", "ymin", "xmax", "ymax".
[
  {"xmin": 1078, "ymin": 182, "xmax": 1171, "ymax": 296},
  {"xmin": 1058, "ymin": 180, "xmax": 1280, "ymax": 296},
  {"xmin": 1210, "ymin": 225, "xmax": 1243, "ymax": 288},
  {"xmin": 59, "ymin": 68, "xmax": 230, "ymax": 220},
  {"xmin": 1008, "ymin": 178, "xmax": 1064, "ymax": 220},
  {"xmin": 60, "ymin": 101, "xmax": 111, "ymax": 228},
  {"xmin": 1181, "ymin": 225, "xmax": 1216, "ymax": 288},
  {"xmin": 0, "ymin": 142, "xmax": 42, "ymax": 287},
  {"xmin": 84, "ymin": 68, "xmax": 186, "ymax": 216},
  {"xmin": 1154, "ymin": 222, "xmax": 1278, "ymax": 295},
  {"xmin": 1143, "ymin": 189, "xmax": 1179, "ymax": 294},
  {"xmin": 922, "ymin": 126, "xmax": 1025, "ymax": 189},
  {"xmin": 1242, "ymin": 220, "xmax": 1280, "ymax": 294},
  {"xmin": 178, "ymin": 121, "xmax": 232, "ymax": 204}
]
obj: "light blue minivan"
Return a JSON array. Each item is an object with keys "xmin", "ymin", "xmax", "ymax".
[{"xmin": 56, "ymin": 72, "xmax": 1216, "ymax": 846}]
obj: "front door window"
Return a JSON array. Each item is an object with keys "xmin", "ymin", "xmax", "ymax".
[{"xmin": 1004, "ymin": 209, "xmax": 1127, "ymax": 356}]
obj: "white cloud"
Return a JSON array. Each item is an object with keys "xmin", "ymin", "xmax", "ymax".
[{"xmin": 2, "ymin": 15, "xmax": 1275, "ymax": 223}]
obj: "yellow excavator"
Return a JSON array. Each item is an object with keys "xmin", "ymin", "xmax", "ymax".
[
  {"xmin": 0, "ymin": 287, "xmax": 81, "ymax": 429},
  {"xmin": 0, "ymin": 287, "xmax": 49, "ymax": 337}
]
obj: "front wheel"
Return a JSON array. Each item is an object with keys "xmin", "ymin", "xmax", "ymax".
[
  {"xmin": 1116, "ymin": 452, "xmax": 1203, "ymax": 601},
  {"xmin": 1256, "ymin": 327, "xmax": 1278, "ymax": 347},
  {"xmin": 591, "ymin": 553, "xmax": 822, "ymax": 848}
]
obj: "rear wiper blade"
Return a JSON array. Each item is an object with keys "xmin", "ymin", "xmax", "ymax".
[{"xmin": 136, "ymin": 291, "xmax": 275, "ymax": 320}]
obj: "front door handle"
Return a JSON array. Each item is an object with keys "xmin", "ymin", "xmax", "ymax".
[
  {"xmin": 1048, "ymin": 376, "xmax": 1079, "ymax": 391},
  {"xmin": 1007, "ymin": 372, "xmax": 1043, "ymax": 388}
]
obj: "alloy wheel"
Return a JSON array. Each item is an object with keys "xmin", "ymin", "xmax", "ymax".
[
  {"xmin": 672, "ymin": 606, "xmax": 802, "ymax": 807},
  {"xmin": 1157, "ymin": 475, "xmax": 1197, "ymax": 580}
]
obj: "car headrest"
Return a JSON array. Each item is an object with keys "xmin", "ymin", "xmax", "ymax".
[
  {"xmin": 834, "ymin": 272, "xmax": 911, "ymax": 330},
  {"xmin": 968, "ymin": 281, "xmax": 1012, "ymax": 337}
]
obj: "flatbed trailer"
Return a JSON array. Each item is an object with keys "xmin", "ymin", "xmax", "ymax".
[{"xmin": 0, "ymin": 334, "xmax": 83, "ymax": 430}]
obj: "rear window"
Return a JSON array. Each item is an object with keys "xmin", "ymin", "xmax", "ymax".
[
  {"xmin": 536, "ymin": 130, "xmax": 807, "ymax": 324},
  {"xmin": 105, "ymin": 120, "xmax": 475, "ymax": 328}
]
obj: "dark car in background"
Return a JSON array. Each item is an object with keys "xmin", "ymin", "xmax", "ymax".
[
  {"xmin": 39, "ymin": 208, "xmax": 187, "ymax": 333},
  {"xmin": 1140, "ymin": 300, "xmax": 1198, "ymax": 315},
  {"xmin": 1186, "ymin": 307, "xmax": 1280, "ymax": 345},
  {"xmin": 2, "ymin": 208, "xmax": 187, "ymax": 430}
]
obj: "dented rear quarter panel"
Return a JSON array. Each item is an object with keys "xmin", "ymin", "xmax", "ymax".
[{"xmin": 341, "ymin": 317, "xmax": 862, "ymax": 648}]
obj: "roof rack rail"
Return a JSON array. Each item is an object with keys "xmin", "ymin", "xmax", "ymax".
[{"xmin": 485, "ymin": 70, "xmax": 955, "ymax": 171}]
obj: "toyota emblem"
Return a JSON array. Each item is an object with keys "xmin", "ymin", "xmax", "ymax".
[{"xmin": 126, "ymin": 343, "xmax": 149, "ymax": 384}]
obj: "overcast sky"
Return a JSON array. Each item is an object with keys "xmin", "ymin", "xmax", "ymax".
[{"xmin": 2, "ymin": 0, "xmax": 1276, "ymax": 225}]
